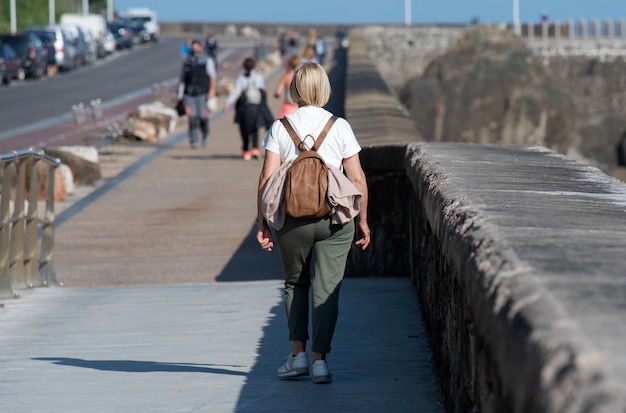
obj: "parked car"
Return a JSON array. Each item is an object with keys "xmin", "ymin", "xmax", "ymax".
[
  {"xmin": 102, "ymin": 29, "xmax": 116, "ymax": 55},
  {"xmin": 59, "ymin": 13, "xmax": 108, "ymax": 58},
  {"xmin": 124, "ymin": 8, "xmax": 159, "ymax": 42},
  {"xmin": 107, "ymin": 21, "xmax": 133, "ymax": 50},
  {"xmin": 0, "ymin": 33, "xmax": 45, "ymax": 79},
  {"xmin": 0, "ymin": 42, "xmax": 25, "ymax": 85},
  {"xmin": 80, "ymin": 27, "xmax": 98, "ymax": 64},
  {"xmin": 127, "ymin": 20, "xmax": 149, "ymax": 44},
  {"xmin": 25, "ymin": 25, "xmax": 77, "ymax": 71}
]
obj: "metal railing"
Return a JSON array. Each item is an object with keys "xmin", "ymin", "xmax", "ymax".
[
  {"xmin": 0, "ymin": 149, "xmax": 61, "ymax": 305},
  {"xmin": 71, "ymin": 98, "xmax": 124, "ymax": 143}
]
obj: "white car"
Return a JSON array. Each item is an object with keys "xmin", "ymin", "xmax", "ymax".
[
  {"xmin": 103, "ymin": 30, "xmax": 115, "ymax": 54},
  {"xmin": 125, "ymin": 8, "xmax": 159, "ymax": 42}
]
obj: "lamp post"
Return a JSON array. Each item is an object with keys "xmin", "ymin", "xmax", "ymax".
[
  {"xmin": 513, "ymin": 0, "xmax": 521, "ymax": 35},
  {"xmin": 82, "ymin": 0, "xmax": 89, "ymax": 15},
  {"xmin": 10, "ymin": 0, "xmax": 16, "ymax": 33},
  {"xmin": 107, "ymin": 0, "xmax": 114, "ymax": 21},
  {"xmin": 49, "ymin": 0, "xmax": 55, "ymax": 24},
  {"xmin": 404, "ymin": 0, "xmax": 412, "ymax": 26}
]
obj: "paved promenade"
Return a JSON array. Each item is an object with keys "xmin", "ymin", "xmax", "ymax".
[{"xmin": 0, "ymin": 55, "xmax": 441, "ymax": 412}]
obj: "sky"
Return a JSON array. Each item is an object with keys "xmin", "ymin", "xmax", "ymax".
[{"xmin": 112, "ymin": 1, "xmax": 626, "ymax": 25}]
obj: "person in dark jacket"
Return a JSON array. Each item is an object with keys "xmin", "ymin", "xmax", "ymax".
[
  {"xmin": 178, "ymin": 40, "xmax": 217, "ymax": 149},
  {"xmin": 223, "ymin": 57, "xmax": 274, "ymax": 160},
  {"xmin": 45, "ymin": 39, "xmax": 57, "ymax": 79}
]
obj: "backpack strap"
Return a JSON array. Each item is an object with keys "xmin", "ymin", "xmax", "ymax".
[
  {"xmin": 311, "ymin": 116, "xmax": 337, "ymax": 151},
  {"xmin": 279, "ymin": 118, "xmax": 306, "ymax": 152},
  {"xmin": 279, "ymin": 116, "xmax": 337, "ymax": 152}
]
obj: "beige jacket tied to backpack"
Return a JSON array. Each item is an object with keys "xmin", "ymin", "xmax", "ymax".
[{"xmin": 261, "ymin": 161, "xmax": 362, "ymax": 231}]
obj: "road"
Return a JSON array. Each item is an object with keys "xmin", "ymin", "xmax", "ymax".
[{"xmin": 0, "ymin": 36, "xmax": 267, "ymax": 152}]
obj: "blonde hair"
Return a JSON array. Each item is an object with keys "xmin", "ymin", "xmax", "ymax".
[{"xmin": 290, "ymin": 62, "xmax": 331, "ymax": 107}]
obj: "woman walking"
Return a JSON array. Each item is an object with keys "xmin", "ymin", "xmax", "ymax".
[
  {"xmin": 256, "ymin": 62, "xmax": 370, "ymax": 384},
  {"xmin": 224, "ymin": 57, "xmax": 273, "ymax": 160},
  {"xmin": 273, "ymin": 54, "xmax": 301, "ymax": 118}
]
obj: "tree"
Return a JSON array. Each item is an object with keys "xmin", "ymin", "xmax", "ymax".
[{"xmin": 0, "ymin": 0, "xmax": 108, "ymax": 32}]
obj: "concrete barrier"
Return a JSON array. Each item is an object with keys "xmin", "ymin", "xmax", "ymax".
[{"xmin": 344, "ymin": 28, "xmax": 626, "ymax": 412}]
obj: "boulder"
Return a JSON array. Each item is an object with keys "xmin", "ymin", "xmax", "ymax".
[
  {"xmin": 130, "ymin": 118, "xmax": 160, "ymax": 142},
  {"xmin": 53, "ymin": 145, "xmax": 99, "ymax": 164},
  {"xmin": 136, "ymin": 101, "xmax": 178, "ymax": 132},
  {"xmin": 58, "ymin": 164, "xmax": 75, "ymax": 195},
  {"xmin": 42, "ymin": 147, "xmax": 101, "ymax": 186},
  {"xmin": 20, "ymin": 159, "xmax": 67, "ymax": 202},
  {"xmin": 399, "ymin": 26, "xmax": 576, "ymax": 153}
]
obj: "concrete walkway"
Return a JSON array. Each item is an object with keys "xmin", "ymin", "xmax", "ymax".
[{"xmin": 0, "ymin": 49, "xmax": 442, "ymax": 412}]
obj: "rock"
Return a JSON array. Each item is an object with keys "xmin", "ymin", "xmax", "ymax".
[
  {"xmin": 224, "ymin": 24, "xmax": 237, "ymax": 37},
  {"xmin": 217, "ymin": 78, "xmax": 234, "ymax": 95},
  {"xmin": 21, "ymin": 159, "xmax": 67, "ymax": 202},
  {"xmin": 136, "ymin": 101, "xmax": 178, "ymax": 132},
  {"xmin": 130, "ymin": 118, "xmax": 160, "ymax": 142},
  {"xmin": 58, "ymin": 164, "xmax": 75, "ymax": 195},
  {"xmin": 42, "ymin": 147, "xmax": 101, "ymax": 186},
  {"xmin": 53, "ymin": 145, "xmax": 99, "ymax": 164},
  {"xmin": 398, "ymin": 26, "xmax": 576, "ymax": 153}
]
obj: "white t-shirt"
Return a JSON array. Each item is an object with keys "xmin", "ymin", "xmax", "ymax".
[{"xmin": 263, "ymin": 106, "xmax": 361, "ymax": 169}]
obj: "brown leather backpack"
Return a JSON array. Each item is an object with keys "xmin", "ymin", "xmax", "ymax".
[{"xmin": 280, "ymin": 116, "xmax": 337, "ymax": 219}]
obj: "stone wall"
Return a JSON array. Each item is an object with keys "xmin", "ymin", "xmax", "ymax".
[{"xmin": 344, "ymin": 29, "xmax": 626, "ymax": 412}]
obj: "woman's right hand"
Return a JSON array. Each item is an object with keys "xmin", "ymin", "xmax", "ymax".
[
  {"xmin": 257, "ymin": 222, "xmax": 274, "ymax": 252},
  {"xmin": 355, "ymin": 221, "xmax": 370, "ymax": 250}
]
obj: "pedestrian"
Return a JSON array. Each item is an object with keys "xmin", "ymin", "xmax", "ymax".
[
  {"xmin": 180, "ymin": 38, "xmax": 192, "ymax": 60},
  {"xmin": 278, "ymin": 31, "xmax": 288, "ymax": 58},
  {"xmin": 178, "ymin": 39, "xmax": 217, "ymax": 149},
  {"xmin": 223, "ymin": 57, "xmax": 273, "ymax": 160},
  {"xmin": 301, "ymin": 45, "xmax": 317, "ymax": 64},
  {"xmin": 273, "ymin": 54, "xmax": 301, "ymax": 118},
  {"xmin": 44, "ymin": 39, "xmax": 57, "ymax": 79},
  {"xmin": 314, "ymin": 35, "xmax": 327, "ymax": 67},
  {"xmin": 204, "ymin": 32, "xmax": 218, "ymax": 69},
  {"xmin": 256, "ymin": 62, "xmax": 371, "ymax": 384}
]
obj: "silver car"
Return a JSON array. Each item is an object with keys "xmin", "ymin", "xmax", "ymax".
[{"xmin": 25, "ymin": 25, "xmax": 77, "ymax": 71}]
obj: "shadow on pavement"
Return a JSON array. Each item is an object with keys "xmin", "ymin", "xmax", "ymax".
[{"xmin": 32, "ymin": 357, "xmax": 247, "ymax": 376}]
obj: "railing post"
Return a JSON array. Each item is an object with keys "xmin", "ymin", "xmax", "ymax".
[
  {"xmin": 72, "ymin": 102, "xmax": 86, "ymax": 138},
  {"xmin": 151, "ymin": 82, "xmax": 159, "ymax": 101},
  {"xmin": 593, "ymin": 19, "xmax": 601, "ymax": 39},
  {"xmin": 527, "ymin": 22, "xmax": 534, "ymax": 42},
  {"xmin": 90, "ymin": 98, "xmax": 103, "ymax": 123},
  {"xmin": 554, "ymin": 20, "xmax": 561, "ymax": 42},
  {"xmin": 568, "ymin": 19, "xmax": 575, "ymax": 39},
  {"xmin": 0, "ymin": 155, "xmax": 17, "ymax": 300},
  {"xmin": 8, "ymin": 157, "xmax": 27, "ymax": 288},
  {"xmin": 39, "ymin": 160, "xmax": 58, "ymax": 287},
  {"xmin": 23, "ymin": 152, "xmax": 40, "ymax": 287}
]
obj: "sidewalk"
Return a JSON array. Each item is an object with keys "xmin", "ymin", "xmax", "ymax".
[{"xmin": 0, "ymin": 56, "xmax": 442, "ymax": 412}]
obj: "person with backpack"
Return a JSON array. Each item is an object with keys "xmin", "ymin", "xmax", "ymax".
[
  {"xmin": 224, "ymin": 57, "xmax": 273, "ymax": 160},
  {"xmin": 256, "ymin": 62, "xmax": 370, "ymax": 384},
  {"xmin": 178, "ymin": 39, "xmax": 217, "ymax": 149}
]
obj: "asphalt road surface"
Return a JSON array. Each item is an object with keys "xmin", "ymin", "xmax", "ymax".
[
  {"xmin": 0, "ymin": 37, "xmax": 183, "ymax": 137},
  {"xmin": 0, "ymin": 36, "xmax": 267, "ymax": 152}
]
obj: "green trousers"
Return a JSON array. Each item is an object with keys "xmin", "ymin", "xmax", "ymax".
[{"xmin": 275, "ymin": 216, "xmax": 355, "ymax": 354}]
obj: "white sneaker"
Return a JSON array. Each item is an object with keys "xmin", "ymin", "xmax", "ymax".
[
  {"xmin": 312, "ymin": 360, "xmax": 332, "ymax": 384},
  {"xmin": 277, "ymin": 352, "xmax": 309, "ymax": 379}
]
